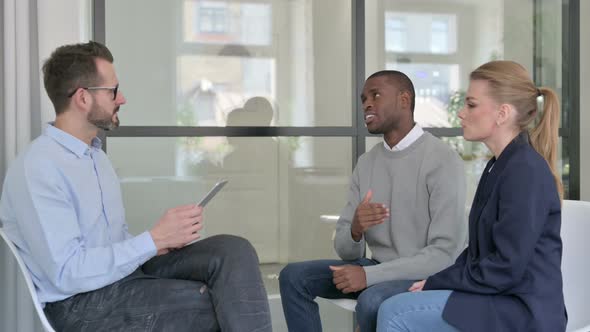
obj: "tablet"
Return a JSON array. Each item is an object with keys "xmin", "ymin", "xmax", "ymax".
[
  {"xmin": 185, "ymin": 180, "xmax": 228, "ymax": 247},
  {"xmin": 197, "ymin": 180, "xmax": 228, "ymax": 207}
]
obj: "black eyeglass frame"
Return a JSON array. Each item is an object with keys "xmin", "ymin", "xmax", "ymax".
[{"xmin": 67, "ymin": 84, "xmax": 119, "ymax": 100}]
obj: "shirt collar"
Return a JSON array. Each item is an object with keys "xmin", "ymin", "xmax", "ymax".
[
  {"xmin": 383, "ymin": 124, "xmax": 424, "ymax": 152},
  {"xmin": 45, "ymin": 124, "xmax": 103, "ymax": 158}
]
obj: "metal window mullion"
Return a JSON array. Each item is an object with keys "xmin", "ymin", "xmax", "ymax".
[
  {"xmin": 353, "ymin": 0, "xmax": 366, "ymax": 169},
  {"xmin": 93, "ymin": 0, "xmax": 106, "ymax": 44},
  {"xmin": 93, "ymin": 0, "xmax": 107, "ymax": 151},
  {"xmin": 105, "ymin": 126, "xmax": 358, "ymax": 137},
  {"xmin": 563, "ymin": 0, "xmax": 580, "ymax": 199},
  {"xmin": 178, "ymin": 43, "xmax": 274, "ymax": 58}
]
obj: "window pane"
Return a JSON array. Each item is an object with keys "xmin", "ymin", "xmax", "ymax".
[
  {"xmin": 108, "ymin": 137, "xmax": 351, "ymax": 262},
  {"xmin": 366, "ymin": 0, "xmax": 564, "ymax": 129},
  {"xmin": 108, "ymin": 135, "xmax": 354, "ymax": 328},
  {"xmin": 105, "ymin": 0, "xmax": 352, "ymax": 127},
  {"xmin": 185, "ymin": 1, "xmax": 271, "ymax": 44},
  {"xmin": 559, "ymin": 137, "xmax": 569, "ymax": 198},
  {"xmin": 384, "ymin": 12, "xmax": 456, "ymax": 54},
  {"xmin": 387, "ymin": 63, "xmax": 460, "ymax": 127},
  {"xmin": 533, "ymin": 1, "xmax": 564, "ymax": 126},
  {"xmin": 440, "ymin": 137, "xmax": 492, "ymax": 209}
]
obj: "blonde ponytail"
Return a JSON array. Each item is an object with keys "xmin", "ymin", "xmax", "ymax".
[
  {"xmin": 529, "ymin": 87, "xmax": 563, "ymax": 200},
  {"xmin": 470, "ymin": 61, "xmax": 563, "ymax": 200}
]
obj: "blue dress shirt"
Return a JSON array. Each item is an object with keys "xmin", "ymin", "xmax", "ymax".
[{"xmin": 0, "ymin": 125, "xmax": 157, "ymax": 304}]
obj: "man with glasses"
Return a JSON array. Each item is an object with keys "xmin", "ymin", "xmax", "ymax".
[
  {"xmin": 66, "ymin": 83, "xmax": 120, "ymax": 130},
  {"xmin": 0, "ymin": 41, "xmax": 271, "ymax": 331}
]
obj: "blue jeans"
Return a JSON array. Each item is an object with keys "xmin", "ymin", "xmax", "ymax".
[
  {"xmin": 377, "ymin": 290, "xmax": 459, "ymax": 332},
  {"xmin": 279, "ymin": 259, "xmax": 414, "ymax": 332},
  {"xmin": 44, "ymin": 235, "xmax": 271, "ymax": 332}
]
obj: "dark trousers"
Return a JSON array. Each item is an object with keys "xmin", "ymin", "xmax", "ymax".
[
  {"xmin": 279, "ymin": 259, "xmax": 414, "ymax": 332},
  {"xmin": 44, "ymin": 235, "xmax": 272, "ymax": 332}
]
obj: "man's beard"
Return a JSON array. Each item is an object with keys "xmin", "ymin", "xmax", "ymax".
[
  {"xmin": 367, "ymin": 118, "xmax": 397, "ymax": 135},
  {"xmin": 88, "ymin": 105, "xmax": 120, "ymax": 131},
  {"xmin": 367, "ymin": 124, "xmax": 383, "ymax": 135}
]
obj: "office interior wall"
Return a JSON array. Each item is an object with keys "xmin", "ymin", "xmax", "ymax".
[
  {"xmin": 581, "ymin": 0, "xmax": 589, "ymax": 200},
  {"xmin": 503, "ymin": 0, "xmax": 534, "ymax": 71},
  {"xmin": 37, "ymin": 0, "xmax": 92, "ymax": 126},
  {"xmin": 1, "ymin": 2, "xmax": 91, "ymax": 331}
]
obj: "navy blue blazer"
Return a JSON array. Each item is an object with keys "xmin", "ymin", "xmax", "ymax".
[{"xmin": 424, "ymin": 133, "xmax": 567, "ymax": 332}]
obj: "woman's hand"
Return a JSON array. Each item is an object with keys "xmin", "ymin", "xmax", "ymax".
[{"xmin": 409, "ymin": 279, "xmax": 426, "ymax": 292}]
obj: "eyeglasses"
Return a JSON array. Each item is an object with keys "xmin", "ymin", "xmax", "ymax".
[{"xmin": 68, "ymin": 84, "xmax": 119, "ymax": 100}]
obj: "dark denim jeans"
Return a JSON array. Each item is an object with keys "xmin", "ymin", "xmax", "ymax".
[
  {"xmin": 279, "ymin": 259, "xmax": 414, "ymax": 332},
  {"xmin": 44, "ymin": 235, "xmax": 272, "ymax": 332}
]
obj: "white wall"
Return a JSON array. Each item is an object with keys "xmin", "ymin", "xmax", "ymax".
[
  {"xmin": 1, "ymin": 2, "xmax": 90, "ymax": 331},
  {"xmin": 37, "ymin": 0, "xmax": 92, "ymax": 125},
  {"xmin": 581, "ymin": 0, "xmax": 590, "ymax": 200}
]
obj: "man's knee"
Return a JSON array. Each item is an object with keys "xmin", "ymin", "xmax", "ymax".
[
  {"xmin": 356, "ymin": 280, "xmax": 414, "ymax": 318},
  {"xmin": 356, "ymin": 288, "xmax": 390, "ymax": 317},
  {"xmin": 279, "ymin": 262, "xmax": 308, "ymax": 291},
  {"xmin": 210, "ymin": 234, "xmax": 258, "ymax": 262}
]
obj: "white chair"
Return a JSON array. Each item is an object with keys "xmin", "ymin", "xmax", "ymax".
[
  {"xmin": 327, "ymin": 298, "xmax": 357, "ymax": 332},
  {"xmin": 0, "ymin": 228, "xmax": 57, "ymax": 332},
  {"xmin": 321, "ymin": 214, "xmax": 361, "ymax": 331},
  {"xmin": 561, "ymin": 200, "xmax": 590, "ymax": 332},
  {"xmin": 324, "ymin": 200, "xmax": 590, "ymax": 332},
  {"xmin": 327, "ymin": 298, "xmax": 357, "ymax": 312}
]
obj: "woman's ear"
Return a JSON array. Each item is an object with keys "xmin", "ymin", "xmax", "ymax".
[{"xmin": 497, "ymin": 103, "xmax": 514, "ymax": 126}]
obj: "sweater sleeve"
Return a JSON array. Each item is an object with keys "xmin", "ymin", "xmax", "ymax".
[
  {"xmin": 333, "ymin": 165, "xmax": 366, "ymax": 260},
  {"xmin": 364, "ymin": 149, "xmax": 467, "ymax": 286},
  {"xmin": 424, "ymin": 159, "xmax": 557, "ymax": 294}
]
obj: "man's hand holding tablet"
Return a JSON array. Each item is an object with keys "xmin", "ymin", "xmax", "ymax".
[{"xmin": 183, "ymin": 180, "xmax": 228, "ymax": 247}]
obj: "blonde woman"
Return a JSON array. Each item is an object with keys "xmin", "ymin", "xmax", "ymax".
[{"xmin": 376, "ymin": 61, "xmax": 567, "ymax": 332}]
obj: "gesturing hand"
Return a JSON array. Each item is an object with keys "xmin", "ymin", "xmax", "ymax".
[
  {"xmin": 150, "ymin": 204, "xmax": 203, "ymax": 251},
  {"xmin": 351, "ymin": 190, "xmax": 389, "ymax": 241},
  {"xmin": 329, "ymin": 265, "xmax": 367, "ymax": 294}
]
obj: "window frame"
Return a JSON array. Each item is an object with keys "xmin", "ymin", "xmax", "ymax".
[{"xmin": 92, "ymin": 0, "xmax": 580, "ymax": 199}]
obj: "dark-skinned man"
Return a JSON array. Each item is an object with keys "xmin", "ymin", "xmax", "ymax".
[{"xmin": 279, "ymin": 70, "xmax": 467, "ymax": 332}]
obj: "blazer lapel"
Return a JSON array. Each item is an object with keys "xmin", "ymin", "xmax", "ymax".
[
  {"xmin": 467, "ymin": 158, "xmax": 495, "ymax": 256},
  {"xmin": 467, "ymin": 132, "xmax": 530, "ymax": 255}
]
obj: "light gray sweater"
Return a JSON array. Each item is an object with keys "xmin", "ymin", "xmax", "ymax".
[{"xmin": 334, "ymin": 132, "xmax": 467, "ymax": 286}]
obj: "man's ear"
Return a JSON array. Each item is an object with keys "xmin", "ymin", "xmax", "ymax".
[
  {"xmin": 399, "ymin": 91, "xmax": 411, "ymax": 110},
  {"xmin": 71, "ymin": 89, "xmax": 92, "ymax": 112}
]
